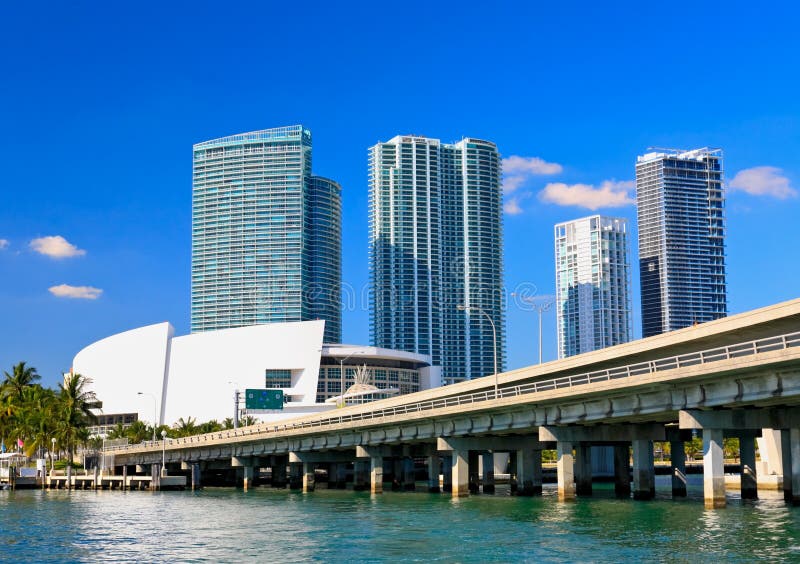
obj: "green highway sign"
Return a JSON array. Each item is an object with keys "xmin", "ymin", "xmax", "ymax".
[{"xmin": 245, "ymin": 389, "xmax": 284, "ymax": 410}]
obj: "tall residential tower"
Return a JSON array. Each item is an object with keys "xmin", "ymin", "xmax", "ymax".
[
  {"xmin": 555, "ymin": 215, "xmax": 632, "ymax": 358},
  {"xmin": 636, "ymin": 148, "xmax": 727, "ymax": 337},
  {"xmin": 191, "ymin": 126, "xmax": 341, "ymax": 343},
  {"xmin": 369, "ymin": 135, "xmax": 504, "ymax": 384}
]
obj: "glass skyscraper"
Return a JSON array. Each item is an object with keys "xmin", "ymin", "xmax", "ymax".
[
  {"xmin": 636, "ymin": 148, "xmax": 727, "ymax": 338},
  {"xmin": 555, "ymin": 215, "xmax": 632, "ymax": 358},
  {"xmin": 369, "ymin": 135, "xmax": 504, "ymax": 385},
  {"xmin": 191, "ymin": 125, "xmax": 341, "ymax": 343}
]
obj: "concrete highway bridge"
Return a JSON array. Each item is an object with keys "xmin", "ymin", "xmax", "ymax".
[{"xmin": 106, "ymin": 298, "xmax": 800, "ymax": 508}]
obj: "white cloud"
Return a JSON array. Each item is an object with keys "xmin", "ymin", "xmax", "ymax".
[
  {"xmin": 729, "ymin": 166, "xmax": 797, "ymax": 199},
  {"xmin": 0, "ymin": 239, "xmax": 8, "ymax": 250},
  {"xmin": 538, "ymin": 180, "xmax": 635, "ymax": 210},
  {"xmin": 30, "ymin": 235, "xmax": 86, "ymax": 259},
  {"xmin": 504, "ymin": 197, "xmax": 524, "ymax": 215},
  {"xmin": 49, "ymin": 284, "xmax": 103, "ymax": 300},
  {"xmin": 502, "ymin": 155, "xmax": 563, "ymax": 194}
]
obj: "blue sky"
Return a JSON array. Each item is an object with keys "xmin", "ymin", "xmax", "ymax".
[{"xmin": 1, "ymin": 1, "xmax": 798, "ymax": 387}]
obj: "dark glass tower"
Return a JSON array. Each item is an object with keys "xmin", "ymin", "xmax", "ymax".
[{"xmin": 636, "ymin": 148, "xmax": 727, "ymax": 337}]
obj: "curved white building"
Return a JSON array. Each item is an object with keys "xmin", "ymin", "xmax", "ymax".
[{"xmin": 73, "ymin": 321, "xmax": 440, "ymax": 429}]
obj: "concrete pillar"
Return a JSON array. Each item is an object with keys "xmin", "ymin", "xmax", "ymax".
[
  {"xmin": 401, "ymin": 457, "xmax": 415, "ymax": 491},
  {"xmin": 632, "ymin": 439, "xmax": 655, "ymax": 500},
  {"xmin": 442, "ymin": 455, "xmax": 453, "ymax": 493},
  {"xmin": 370, "ymin": 456, "xmax": 383, "ymax": 494},
  {"xmin": 782, "ymin": 428, "xmax": 792, "ymax": 502},
  {"xmin": 509, "ymin": 451, "xmax": 518, "ymax": 494},
  {"xmin": 702, "ymin": 429, "xmax": 725, "ymax": 509},
  {"xmin": 482, "ymin": 453, "xmax": 496, "ymax": 494},
  {"xmin": 740, "ymin": 435, "xmax": 757, "ymax": 500},
  {"xmin": 468, "ymin": 450, "xmax": 480, "ymax": 494},
  {"xmin": 302, "ymin": 462, "xmax": 315, "ymax": 493},
  {"xmin": 517, "ymin": 448, "xmax": 543, "ymax": 496},
  {"xmin": 670, "ymin": 440, "xmax": 687, "ymax": 498},
  {"xmin": 353, "ymin": 461, "xmax": 369, "ymax": 491},
  {"xmin": 386, "ymin": 458, "xmax": 399, "ymax": 491},
  {"xmin": 591, "ymin": 446, "xmax": 615, "ymax": 478},
  {"xmin": 122, "ymin": 465, "xmax": 128, "ymax": 491},
  {"xmin": 151, "ymin": 464, "xmax": 161, "ymax": 491},
  {"xmin": 289, "ymin": 462, "xmax": 303, "ymax": 490},
  {"xmin": 791, "ymin": 428, "xmax": 800, "ymax": 506},
  {"xmin": 556, "ymin": 441, "xmax": 575, "ymax": 501},
  {"xmin": 575, "ymin": 444, "xmax": 592, "ymax": 496},
  {"xmin": 191, "ymin": 463, "xmax": 201, "ymax": 491},
  {"xmin": 335, "ymin": 463, "xmax": 348, "ymax": 489},
  {"xmin": 67, "ymin": 465, "xmax": 73, "ymax": 491},
  {"xmin": 272, "ymin": 459, "xmax": 287, "ymax": 489},
  {"xmin": 451, "ymin": 448, "xmax": 469, "ymax": 497},
  {"xmin": 613, "ymin": 444, "xmax": 631, "ymax": 497},
  {"xmin": 243, "ymin": 466, "xmax": 254, "ymax": 492},
  {"xmin": 427, "ymin": 455, "xmax": 440, "ymax": 493}
]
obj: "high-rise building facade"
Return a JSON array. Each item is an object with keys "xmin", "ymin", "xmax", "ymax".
[
  {"xmin": 369, "ymin": 135, "xmax": 504, "ymax": 385},
  {"xmin": 191, "ymin": 126, "xmax": 341, "ymax": 342},
  {"xmin": 555, "ymin": 215, "xmax": 632, "ymax": 358},
  {"xmin": 636, "ymin": 148, "xmax": 727, "ymax": 338}
]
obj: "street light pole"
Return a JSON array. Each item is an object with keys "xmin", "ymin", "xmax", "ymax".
[
  {"xmin": 160, "ymin": 429, "xmax": 167, "ymax": 477},
  {"xmin": 456, "ymin": 304, "xmax": 498, "ymax": 399},
  {"xmin": 228, "ymin": 381, "xmax": 241, "ymax": 429},
  {"xmin": 512, "ymin": 294, "xmax": 553, "ymax": 364},
  {"xmin": 137, "ymin": 391, "xmax": 158, "ymax": 442}
]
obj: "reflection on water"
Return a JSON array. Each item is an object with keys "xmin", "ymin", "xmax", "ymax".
[{"xmin": 2, "ymin": 477, "xmax": 800, "ymax": 563}]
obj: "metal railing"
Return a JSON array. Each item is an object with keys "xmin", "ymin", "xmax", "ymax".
[{"xmin": 107, "ymin": 330, "xmax": 800, "ymax": 453}]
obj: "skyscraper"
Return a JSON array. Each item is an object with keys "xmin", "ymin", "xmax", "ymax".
[
  {"xmin": 369, "ymin": 135, "xmax": 504, "ymax": 385},
  {"xmin": 636, "ymin": 148, "xmax": 727, "ymax": 338},
  {"xmin": 554, "ymin": 215, "xmax": 632, "ymax": 358},
  {"xmin": 191, "ymin": 126, "xmax": 341, "ymax": 343}
]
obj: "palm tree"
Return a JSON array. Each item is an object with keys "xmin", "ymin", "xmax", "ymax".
[
  {"xmin": 1, "ymin": 361, "xmax": 41, "ymax": 420},
  {"xmin": 173, "ymin": 417, "xmax": 197, "ymax": 437},
  {"xmin": 106, "ymin": 422, "xmax": 127, "ymax": 440},
  {"xmin": 125, "ymin": 420, "xmax": 151, "ymax": 444},
  {"xmin": 54, "ymin": 373, "xmax": 99, "ymax": 464}
]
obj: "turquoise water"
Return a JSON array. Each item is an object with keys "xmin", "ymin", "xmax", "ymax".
[{"xmin": 2, "ymin": 478, "xmax": 800, "ymax": 562}]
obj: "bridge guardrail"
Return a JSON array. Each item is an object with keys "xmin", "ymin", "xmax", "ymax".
[{"xmin": 107, "ymin": 330, "xmax": 800, "ymax": 453}]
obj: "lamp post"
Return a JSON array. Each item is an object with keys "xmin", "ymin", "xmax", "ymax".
[
  {"xmin": 227, "ymin": 381, "xmax": 241, "ymax": 429},
  {"xmin": 137, "ymin": 391, "xmax": 158, "ymax": 442},
  {"xmin": 50, "ymin": 437, "xmax": 56, "ymax": 473},
  {"xmin": 160, "ymin": 429, "xmax": 167, "ymax": 477},
  {"xmin": 456, "ymin": 304, "xmax": 498, "ymax": 399},
  {"xmin": 338, "ymin": 350, "xmax": 364, "ymax": 407},
  {"xmin": 512, "ymin": 293, "xmax": 554, "ymax": 364}
]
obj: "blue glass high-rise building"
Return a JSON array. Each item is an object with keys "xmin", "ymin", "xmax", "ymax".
[
  {"xmin": 191, "ymin": 126, "xmax": 341, "ymax": 342},
  {"xmin": 636, "ymin": 148, "xmax": 727, "ymax": 337},
  {"xmin": 369, "ymin": 135, "xmax": 504, "ymax": 385}
]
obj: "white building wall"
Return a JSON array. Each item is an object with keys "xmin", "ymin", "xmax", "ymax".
[
  {"xmin": 164, "ymin": 321, "xmax": 324, "ymax": 424},
  {"xmin": 73, "ymin": 322, "xmax": 174, "ymax": 426}
]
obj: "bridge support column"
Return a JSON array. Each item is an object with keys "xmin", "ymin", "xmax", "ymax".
[
  {"xmin": 442, "ymin": 455, "xmax": 453, "ymax": 493},
  {"xmin": 670, "ymin": 440, "xmax": 687, "ymax": 497},
  {"xmin": 335, "ymin": 463, "xmax": 349, "ymax": 489},
  {"xmin": 632, "ymin": 439, "xmax": 654, "ymax": 500},
  {"xmin": 516, "ymin": 448, "xmax": 542, "ymax": 496},
  {"xmin": 482, "ymin": 453, "xmax": 495, "ymax": 494},
  {"xmin": 452, "ymin": 448, "xmax": 470, "ymax": 497},
  {"xmin": 468, "ymin": 451, "xmax": 480, "ymax": 494},
  {"xmin": 703, "ymin": 429, "xmax": 725, "ymax": 508},
  {"xmin": 575, "ymin": 444, "xmax": 592, "ymax": 496},
  {"xmin": 289, "ymin": 462, "xmax": 303, "ymax": 490},
  {"xmin": 302, "ymin": 463, "xmax": 315, "ymax": 493},
  {"xmin": 614, "ymin": 444, "xmax": 631, "ymax": 497},
  {"xmin": 556, "ymin": 441, "xmax": 575, "ymax": 501},
  {"xmin": 370, "ymin": 456, "xmax": 383, "ymax": 494},
  {"xmin": 402, "ymin": 457, "xmax": 416, "ymax": 491},
  {"xmin": 272, "ymin": 458, "xmax": 287, "ymax": 489},
  {"xmin": 390, "ymin": 458, "xmax": 402, "ymax": 491},
  {"xmin": 191, "ymin": 464, "xmax": 201, "ymax": 491},
  {"xmin": 122, "ymin": 465, "xmax": 128, "ymax": 491},
  {"xmin": 353, "ymin": 461, "xmax": 369, "ymax": 491},
  {"xmin": 509, "ymin": 451, "xmax": 518, "ymax": 494},
  {"xmin": 151, "ymin": 464, "xmax": 161, "ymax": 491},
  {"xmin": 243, "ymin": 466, "xmax": 255, "ymax": 492},
  {"xmin": 740, "ymin": 434, "xmax": 758, "ymax": 500},
  {"xmin": 427, "ymin": 455, "xmax": 440, "ymax": 492},
  {"xmin": 783, "ymin": 428, "xmax": 800, "ymax": 505}
]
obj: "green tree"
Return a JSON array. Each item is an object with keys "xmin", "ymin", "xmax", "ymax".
[
  {"xmin": 172, "ymin": 417, "xmax": 198, "ymax": 437},
  {"xmin": 54, "ymin": 373, "xmax": 99, "ymax": 463},
  {"xmin": 125, "ymin": 420, "xmax": 151, "ymax": 444},
  {"xmin": 106, "ymin": 422, "xmax": 127, "ymax": 440}
]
